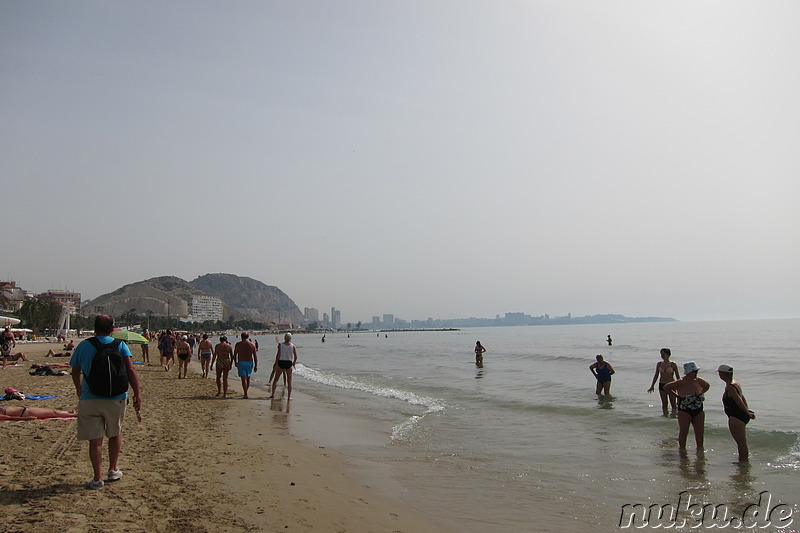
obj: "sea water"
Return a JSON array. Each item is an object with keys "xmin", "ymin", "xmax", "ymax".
[{"xmin": 254, "ymin": 319, "xmax": 799, "ymax": 532}]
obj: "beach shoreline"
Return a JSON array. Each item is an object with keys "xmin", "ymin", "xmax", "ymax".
[{"xmin": 0, "ymin": 341, "xmax": 450, "ymax": 532}]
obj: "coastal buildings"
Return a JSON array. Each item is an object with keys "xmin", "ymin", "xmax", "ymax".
[{"xmin": 189, "ymin": 295, "xmax": 223, "ymax": 322}]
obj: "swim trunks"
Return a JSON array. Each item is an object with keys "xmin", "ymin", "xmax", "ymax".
[
  {"xmin": 178, "ymin": 353, "xmax": 189, "ymax": 361},
  {"xmin": 277, "ymin": 359, "xmax": 293, "ymax": 370},
  {"xmin": 200, "ymin": 352, "xmax": 212, "ymax": 359},
  {"xmin": 237, "ymin": 361, "xmax": 254, "ymax": 377}
]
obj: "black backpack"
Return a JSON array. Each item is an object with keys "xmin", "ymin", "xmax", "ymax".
[{"xmin": 84, "ymin": 337, "xmax": 129, "ymax": 397}]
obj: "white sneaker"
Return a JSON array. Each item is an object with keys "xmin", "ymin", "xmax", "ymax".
[
  {"xmin": 107, "ymin": 469, "xmax": 123, "ymax": 481},
  {"xmin": 87, "ymin": 480, "xmax": 104, "ymax": 490}
]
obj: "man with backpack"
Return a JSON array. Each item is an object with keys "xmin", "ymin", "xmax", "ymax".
[{"xmin": 70, "ymin": 315, "xmax": 142, "ymax": 490}]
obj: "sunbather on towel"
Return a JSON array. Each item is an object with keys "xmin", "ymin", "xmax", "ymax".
[{"xmin": 0, "ymin": 405, "xmax": 77, "ymax": 420}]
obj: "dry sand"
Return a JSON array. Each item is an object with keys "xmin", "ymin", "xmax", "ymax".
[{"xmin": 0, "ymin": 340, "xmax": 449, "ymax": 532}]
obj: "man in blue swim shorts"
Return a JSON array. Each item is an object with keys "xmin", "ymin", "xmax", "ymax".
[{"xmin": 233, "ymin": 333, "xmax": 258, "ymax": 399}]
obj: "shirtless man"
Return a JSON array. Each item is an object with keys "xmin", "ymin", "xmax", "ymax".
[
  {"xmin": 198, "ymin": 333, "xmax": 213, "ymax": 379},
  {"xmin": 211, "ymin": 336, "xmax": 233, "ymax": 397},
  {"xmin": 647, "ymin": 348, "xmax": 681, "ymax": 414},
  {"xmin": 233, "ymin": 333, "xmax": 258, "ymax": 399},
  {"xmin": 176, "ymin": 335, "xmax": 192, "ymax": 378}
]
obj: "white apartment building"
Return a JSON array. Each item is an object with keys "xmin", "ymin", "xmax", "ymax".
[{"xmin": 190, "ymin": 295, "xmax": 223, "ymax": 322}]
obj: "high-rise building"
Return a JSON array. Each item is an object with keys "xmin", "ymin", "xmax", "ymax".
[
  {"xmin": 190, "ymin": 295, "xmax": 223, "ymax": 322},
  {"xmin": 383, "ymin": 314, "xmax": 394, "ymax": 328},
  {"xmin": 304, "ymin": 307, "xmax": 319, "ymax": 322}
]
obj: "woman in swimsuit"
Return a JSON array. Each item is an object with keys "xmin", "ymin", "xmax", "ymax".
[
  {"xmin": 198, "ymin": 333, "xmax": 214, "ymax": 379},
  {"xmin": 474, "ymin": 341, "xmax": 486, "ymax": 366},
  {"xmin": 0, "ymin": 406, "xmax": 77, "ymax": 420},
  {"xmin": 664, "ymin": 362, "xmax": 710, "ymax": 451},
  {"xmin": 271, "ymin": 333, "xmax": 298, "ymax": 400},
  {"xmin": 589, "ymin": 354, "xmax": 615, "ymax": 396},
  {"xmin": 211, "ymin": 336, "xmax": 233, "ymax": 397},
  {"xmin": 176, "ymin": 335, "xmax": 192, "ymax": 379},
  {"xmin": 647, "ymin": 348, "xmax": 681, "ymax": 414},
  {"xmin": 160, "ymin": 330, "xmax": 176, "ymax": 371},
  {"xmin": 717, "ymin": 364, "xmax": 756, "ymax": 462}
]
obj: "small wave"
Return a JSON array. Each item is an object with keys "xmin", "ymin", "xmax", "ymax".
[
  {"xmin": 294, "ymin": 363, "xmax": 445, "ymax": 441},
  {"xmin": 768, "ymin": 433, "xmax": 800, "ymax": 471}
]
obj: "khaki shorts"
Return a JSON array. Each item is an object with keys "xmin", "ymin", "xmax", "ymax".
[{"xmin": 77, "ymin": 399, "xmax": 127, "ymax": 441}]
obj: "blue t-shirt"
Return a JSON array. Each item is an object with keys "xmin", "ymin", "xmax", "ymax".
[{"xmin": 69, "ymin": 336, "xmax": 132, "ymax": 401}]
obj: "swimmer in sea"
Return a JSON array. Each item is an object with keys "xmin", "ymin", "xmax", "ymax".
[
  {"xmin": 647, "ymin": 348, "xmax": 681, "ymax": 414},
  {"xmin": 474, "ymin": 341, "xmax": 486, "ymax": 366},
  {"xmin": 717, "ymin": 364, "xmax": 756, "ymax": 462},
  {"xmin": 589, "ymin": 354, "xmax": 615, "ymax": 396},
  {"xmin": 664, "ymin": 362, "xmax": 710, "ymax": 452}
]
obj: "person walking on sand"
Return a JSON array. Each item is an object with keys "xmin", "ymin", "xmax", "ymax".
[
  {"xmin": 140, "ymin": 329, "xmax": 151, "ymax": 365},
  {"xmin": 69, "ymin": 315, "xmax": 142, "ymax": 490},
  {"xmin": 271, "ymin": 333, "xmax": 298, "ymax": 400},
  {"xmin": 234, "ymin": 333, "xmax": 258, "ymax": 399},
  {"xmin": 664, "ymin": 362, "xmax": 710, "ymax": 452},
  {"xmin": 160, "ymin": 329, "xmax": 176, "ymax": 371},
  {"xmin": 717, "ymin": 364, "xmax": 756, "ymax": 461},
  {"xmin": 211, "ymin": 336, "xmax": 233, "ymax": 397},
  {"xmin": 198, "ymin": 333, "xmax": 213, "ymax": 379},
  {"xmin": 474, "ymin": 341, "xmax": 486, "ymax": 366},
  {"xmin": 589, "ymin": 354, "xmax": 615, "ymax": 396},
  {"xmin": 647, "ymin": 348, "xmax": 681, "ymax": 414},
  {"xmin": 176, "ymin": 335, "xmax": 192, "ymax": 378}
]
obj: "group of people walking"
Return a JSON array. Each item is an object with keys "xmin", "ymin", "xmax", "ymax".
[
  {"xmin": 152, "ymin": 329, "xmax": 297, "ymax": 400},
  {"xmin": 591, "ymin": 347, "xmax": 756, "ymax": 461}
]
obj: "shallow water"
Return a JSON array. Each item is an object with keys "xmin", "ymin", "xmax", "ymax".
[{"xmin": 253, "ymin": 319, "xmax": 800, "ymax": 532}]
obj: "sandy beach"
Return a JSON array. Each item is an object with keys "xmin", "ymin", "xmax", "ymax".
[{"xmin": 0, "ymin": 340, "xmax": 448, "ymax": 533}]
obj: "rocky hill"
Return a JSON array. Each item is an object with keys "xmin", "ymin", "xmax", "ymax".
[
  {"xmin": 84, "ymin": 274, "xmax": 303, "ymax": 324},
  {"xmin": 190, "ymin": 273, "xmax": 304, "ymax": 324}
]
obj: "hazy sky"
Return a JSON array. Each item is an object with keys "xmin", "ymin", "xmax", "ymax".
[{"xmin": 3, "ymin": 1, "xmax": 798, "ymax": 323}]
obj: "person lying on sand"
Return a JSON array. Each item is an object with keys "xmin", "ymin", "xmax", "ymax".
[
  {"xmin": 0, "ymin": 405, "xmax": 77, "ymax": 420},
  {"xmin": 46, "ymin": 349, "xmax": 72, "ymax": 357},
  {"xmin": 3, "ymin": 352, "xmax": 29, "ymax": 363}
]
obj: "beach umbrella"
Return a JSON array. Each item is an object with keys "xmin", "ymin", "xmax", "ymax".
[
  {"xmin": 0, "ymin": 316, "xmax": 21, "ymax": 327},
  {"xmin": 111, "ymin": 330, "xmax": 149, "ymax": 344}
]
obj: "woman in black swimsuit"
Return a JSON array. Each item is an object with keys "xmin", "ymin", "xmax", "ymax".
[
  {"xmin": 717, "ymin": 364, "xmax": 756, "ymax": 462},
  {"xmin": 664, "ymin": 362, "xmax": 710, "ymax": 452}
]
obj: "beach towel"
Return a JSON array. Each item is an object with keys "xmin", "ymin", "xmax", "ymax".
[{"xmin": 25, "ymin": 395, "xmax": 58, "ymax": 401}]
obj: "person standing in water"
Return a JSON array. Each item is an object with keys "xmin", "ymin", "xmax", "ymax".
[
  {"xmin": 589, "ymin": 354, "xmax": 615, "ymax": 396},
  {"xmin": 664, "ymin": 362, "xmax": 710, "ymax": 452},
  {"xmin": 647, "ymin": 348, "xmax": 681, "ymax": 414},
  {"xmin": 272, "ymin": 333, "xmax": 298, "ymax": 400},
  {"xmin": 607, "ymin": 335, "xmax": 613, "ymax": 346},
  {"xmin": 474, "ymin": 341, "xmax": 486, "ymax": 366},
  {"xmin": 717, "ymin": 364, "xmax": 756, "ymax": 461}
]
